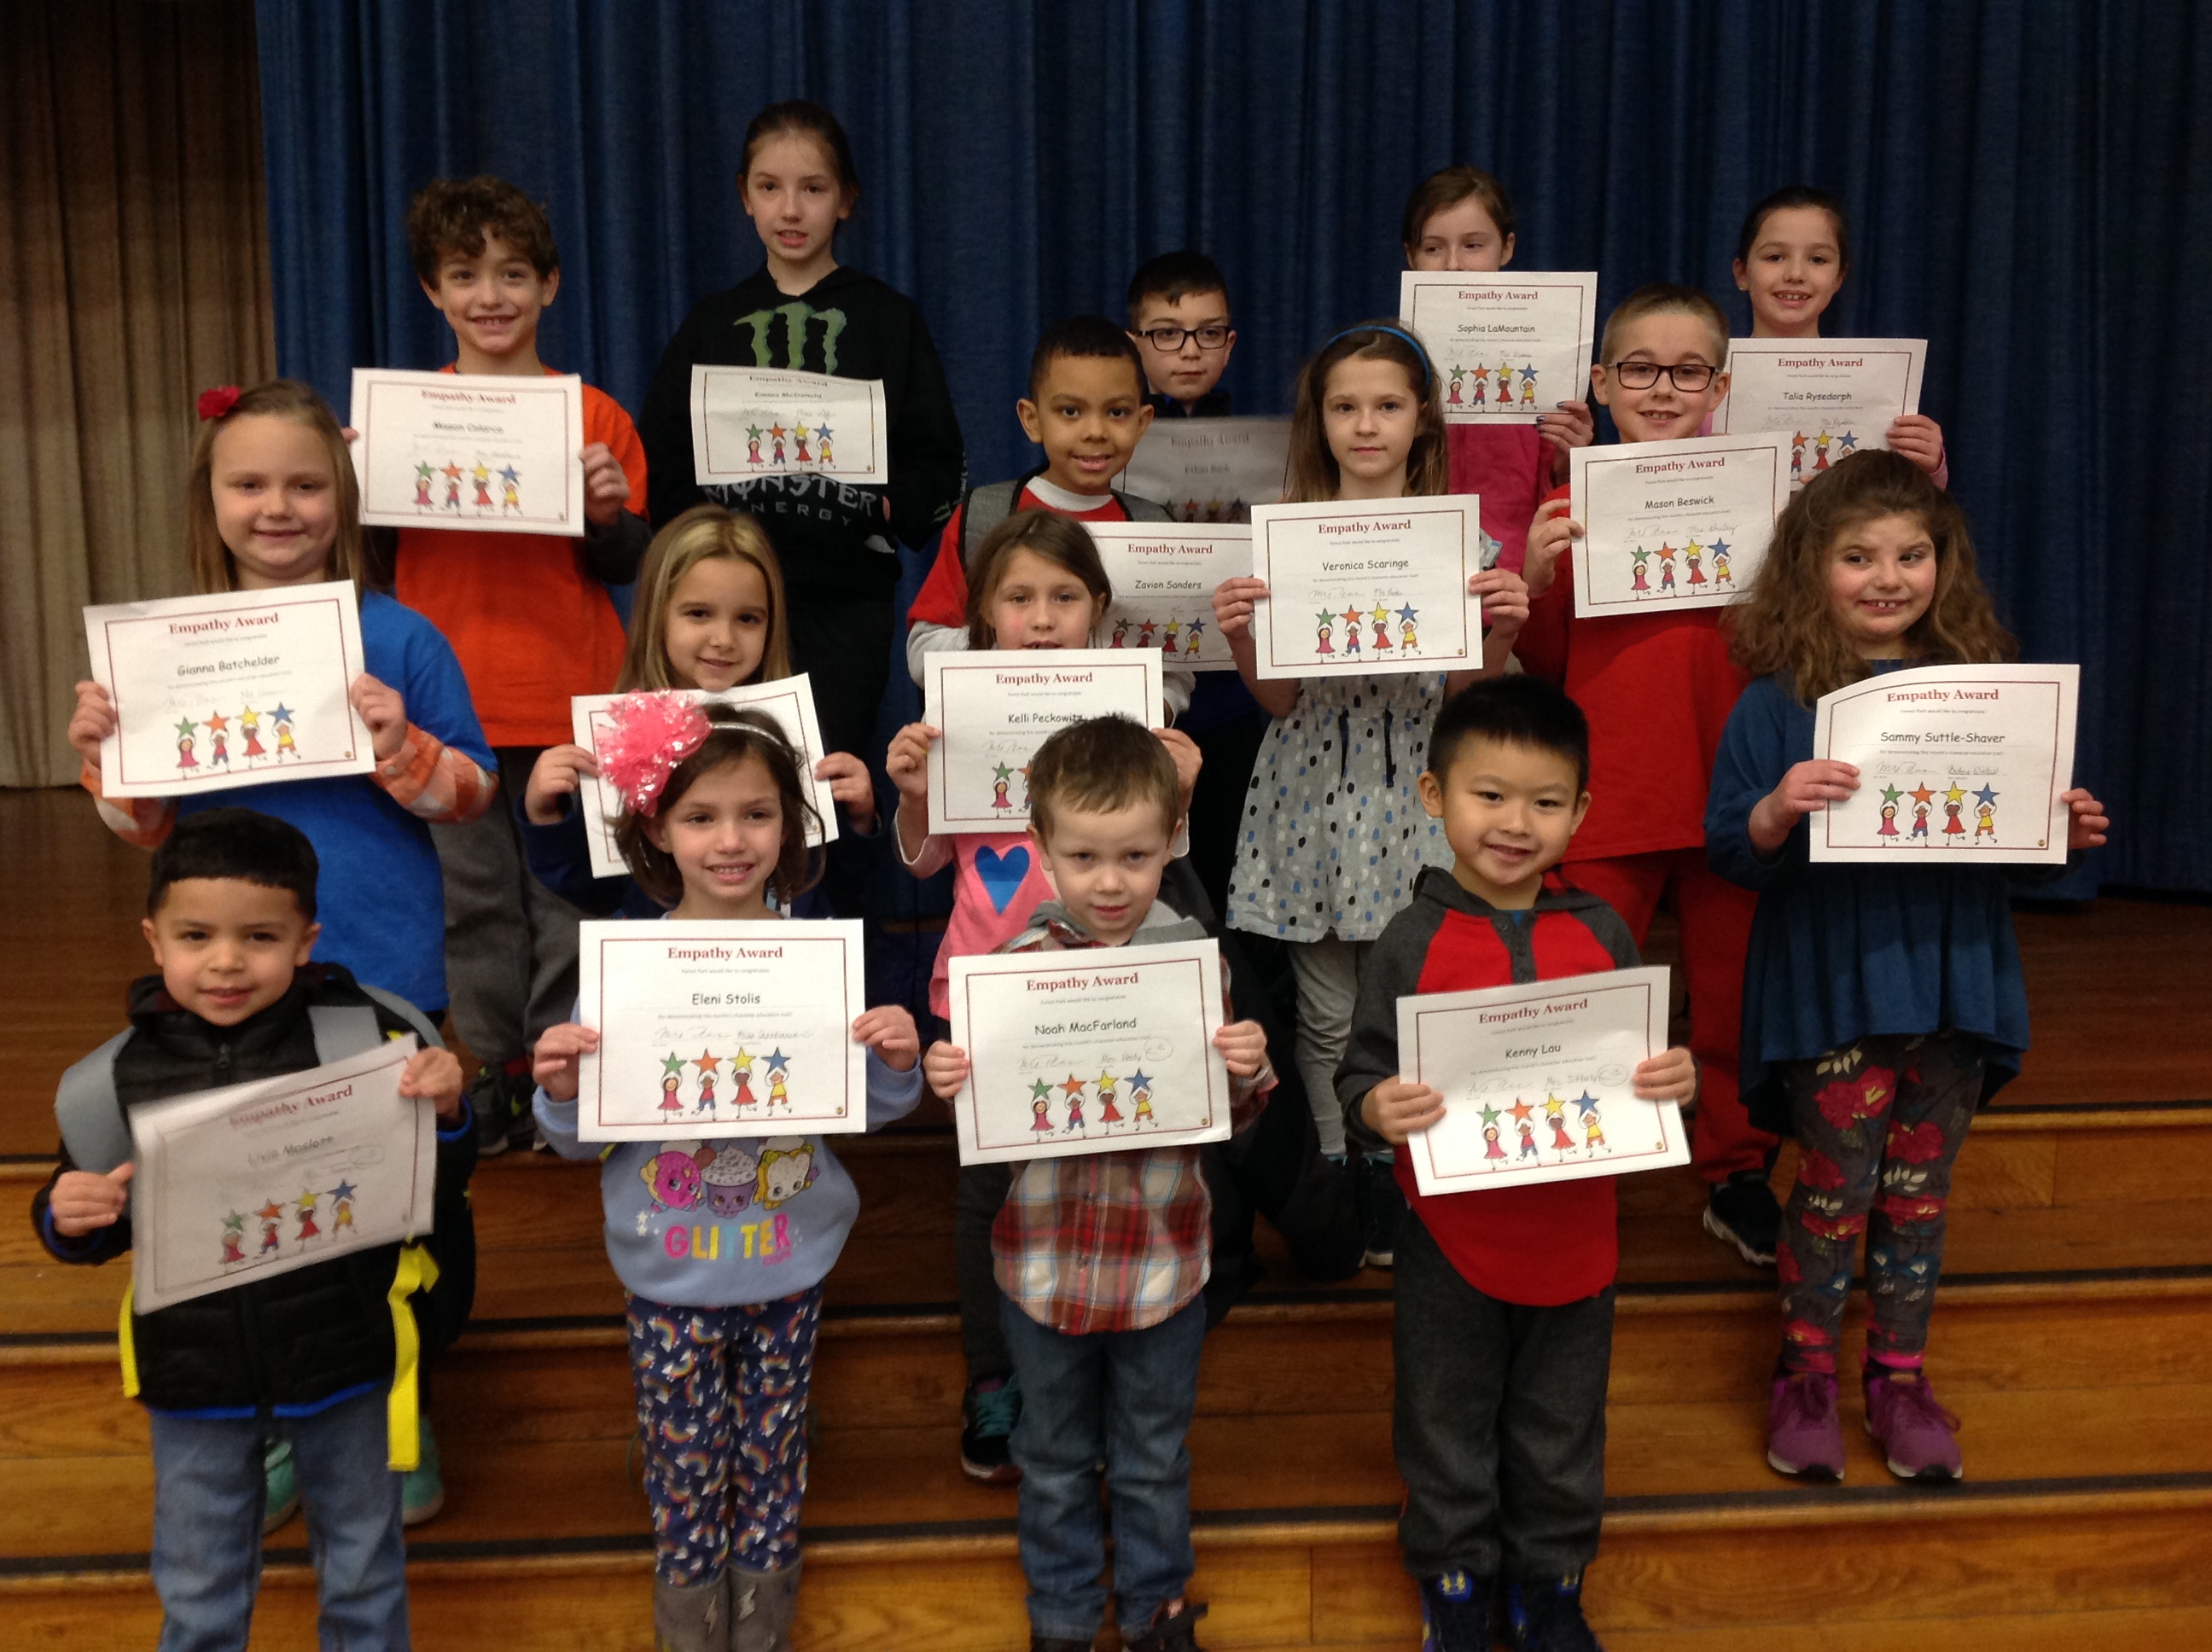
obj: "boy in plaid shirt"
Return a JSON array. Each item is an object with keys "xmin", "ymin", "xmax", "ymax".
[{"xmin": 925, "ymin": 716, "xmax": 1273, "ymax": 1652}]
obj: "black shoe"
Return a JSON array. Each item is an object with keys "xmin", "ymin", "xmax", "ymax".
[
  {"xmin": 468, "ymin": 1064, "xmax": 516, "ymax": 1158},
  {"xmin": 1126, "ymin": 1601, "xmax": 1208, "ymax": 1652},
  {"xmin": 958, "ymin": 1372, "xmax": 1022, "ymax": 1484},
  {"xmin": 1505, "ymin": 1572, "xmax": 1603, "ymax": 1652},
  {"xmin": 1703, "ymin": 1169, "xmax": 1781, "ymax": 1266},
  {"xmin": 1359, "ymin": 1154, "xmax": 1406, "ymax": 1269},
  {"xmin": 1418, "ymin": 1569, "xmax": 1497, "ymax": 1651}
]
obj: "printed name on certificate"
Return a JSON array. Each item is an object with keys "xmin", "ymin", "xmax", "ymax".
[
  {"xmin": 350, "ymin": 367, "xmax": 587, "ymax": 533},
  {"xmin": 1400, "ymin": 273, "xmax": 1599, "ymax": 426},
  {"xmin": 1121, "ymin": 417, "xmax": 1292, "ymax": 522},
  {"xmin": 1087, "ymin": 522, "xmax": 1250, "ymax": 672},
  {"xmin": 1569, "ymin": 433, "xmax": 1791, "ymax": 617},
  {"xmin": 690, "ymin": 365, "xmax": 890, "ymax": 487},
  {"xmin": 1714, "ymin": 339, "xmax": 1927, "ymax": 483},
  {"xmin": 1249, "ymin": 496, "xmax": 1481, "ymax": 678}
]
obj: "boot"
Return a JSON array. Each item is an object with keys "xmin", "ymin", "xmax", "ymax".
[
  {"xmin": 653, "ymin": 1573, "xmax": 728, "ymax": 1652},
  {"xmin": 728, "ymin": 1558, "xmax": 803, "ymax": 1652}
]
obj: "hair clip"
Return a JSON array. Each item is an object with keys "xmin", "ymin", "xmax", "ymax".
[
  {"xmin": 195, "ymin": 385, "xmax": 243, "ymax": 422},
  {"xmin": 598, "ymin": 692, "xmax": 712, "ymax": 816}
]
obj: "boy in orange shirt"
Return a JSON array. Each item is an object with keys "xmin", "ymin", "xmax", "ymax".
[{"xmin": 395, "ymin": 177, "xmax": 650, "ymax": 1152}]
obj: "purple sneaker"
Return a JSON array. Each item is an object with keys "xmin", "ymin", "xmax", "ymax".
[
  {"xmin": 1864, "ymin": 1365, "xmax": 1964, "ymax": 1480},
  {"xmin": 1767, "ymin": 1368, "xmax": 1845, "ymax": 1480}
]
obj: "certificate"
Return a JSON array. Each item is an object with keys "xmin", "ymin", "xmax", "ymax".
[
  {"xmin": 575, "ymin": 920, "xmax": 868, "ymax": 1142},
  {"xmin": 690, "ymin": 365, "xmax": 889, "ymax": 487},
  {"xmin": 1121, "ymin": 417, "xmax": 1291, "ymax": 522},
  {"xmin": 569, "ymin": 678, "xmax": 839, "ymax": 880},
  {"xmin": 1396, "ymin": 968, "xmax": 1684, "ymax": 1196},
  {"xmin": 1249, "ymin": 496, "xmax": 1481, "ymax": 679},
  {"xmin": 1808, "ymin": 663, "xmax": 2080, "ymax": 864},
  {"xmin": 922, "ymin": 649, "xmax": 1165, "ymax": 835},
  {"xmin": 1087, "ymin": 523, "xmax": 1249, "ymax": 672},
  {"xmin": 947, "ymin": 939, "xmax": 1231, "ymax": 1164},
  {"xmin": 129, "ymin": 1038, "xmax": 438, "ymax": 1312},
  {"xmin": 1400, "ymin": 272, "xmax": 1599, "ymax": 425},
  {"xmin": 1714, "ymin": 339, "xmax": 1927, "ymax": 482},
  {"xmin": 84, "ymin": 582, "xmax": 375, "ymax": 800},
  {"xmin": 349, "ymin": 368, "xmax": 586, "ymax": 534},
  {"xmin": 1569, "ymin": 433, "xmax": 1791, "ymax": 617}
]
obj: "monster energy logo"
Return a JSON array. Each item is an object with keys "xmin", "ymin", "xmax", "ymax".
[{"xmin": 734, "ymin": 302, "xmax": 850, "ymax": 373}]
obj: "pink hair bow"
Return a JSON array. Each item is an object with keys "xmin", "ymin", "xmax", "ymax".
[{"xmin": 597, "ymin": 691, "xmax": 711, "ymax": 816}]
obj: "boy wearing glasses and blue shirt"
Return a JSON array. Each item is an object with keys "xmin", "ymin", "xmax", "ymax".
[
  {"xmin": 1511, "ymin": 283, "xmax": 1786, "ymax": 1275},
  {"xmin": 1126, "ymin": 251, "xmax": 1237, "ymax": 418}
]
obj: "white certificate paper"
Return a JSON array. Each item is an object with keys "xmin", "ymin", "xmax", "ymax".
[
  {"xmin": 1569, "ymin": 433, "xmax": 1791, "ymax": 617},
  {"xmin": 1397, "ymin": 968, "xmax": 1684, "ymax": 1196},
  {"xmin": 569, "ymin": 678, "xmax": 840, "ymax": 880},
  {"xmin": 130, "ymin": 1038, "xmax": 438, "ymax": 1312},
  {"xmin": 1249, "ymin": 496, "xmax": 1481, "ymax": 679},
  {"xmin": 947, "ymin": 939, "xmax": 1231, "ymax": 1165},
  {"xmin": 1087, "ymin": 522, "xmax": 1249, "ymax": 672},
  {"xmin": 349, "ymin": 368, "xmax": 586, "ymax": 534},
  {"xmin": 1808, "ymin": 663, "xmax": 2080, "ymax": 864},
  {"xmin": 1121, "ymin": 417, "xmax": 1291, "ymax": 522},
  {"xmin": 690, "ymin": 365, "xmax": 889, "ymax": 487},
  {"xmin": 922, "ymin": 649, "xmax": 1165, "ymax": 835},
  {"xmin": 576, "ymin": 920, "xmax": 868, "ymax": 1141},
  {"xmin": 1400, "ymin": 272, "xmax": 1599, "ymax": 425},
  {"xmin": 1714, "ymin": 339, "xmax": 1927, "ymax": 482},
  {"xmin": 84, "ymin": 582, "xmax": 375, "ymax": 800}
]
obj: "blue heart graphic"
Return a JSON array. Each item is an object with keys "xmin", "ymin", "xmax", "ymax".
[{"xmin": 975, "ymin": 844, "xmax": 1032, "ymax": 914}]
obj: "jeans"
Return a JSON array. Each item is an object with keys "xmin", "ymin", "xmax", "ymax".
[
  {"xmin": 999, "ymin": 1292, "xmax": 1208, "ymax": 1641},
  {"xmin": 148, "ymin": 1387, "xmax": 407, "ymax": 1652}
]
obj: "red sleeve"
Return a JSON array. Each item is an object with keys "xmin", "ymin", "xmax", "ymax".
[
  {"xmin": 906, "ymin": 504, "xmax": 970, "ymax": 631},
  {"xmin": 1513, "ymin": 482, "xmax": 1573, "ymax": 685},
  {"xmin": 583, "ymin": 386, "xmax": 649, "ymax": 515}
]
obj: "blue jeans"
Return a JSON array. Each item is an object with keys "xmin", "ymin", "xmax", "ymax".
[
  {"xmin": 998, "ymin": 1291, "xmax": 1208, "ymax": 1641},
  {"xmin": 148, "ymin": 1387, "xmax": 408, "ymax": 1652}
]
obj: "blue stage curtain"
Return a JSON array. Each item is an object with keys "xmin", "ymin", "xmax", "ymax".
[{"xmin": 255, "ymin": 1, "xmax": 2210, "ymax": 895}]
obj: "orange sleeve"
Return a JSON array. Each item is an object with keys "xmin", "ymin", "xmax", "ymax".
[
  {"xmin": 79, "ymin": 759, "xmax": 176, "ymax": 847},
  {"xmin": 583, "ymin": 385, "xmax": 649, "ymax": 515},
  {"xmin": 906, "ymin": 506, "xmax": 971, "ymax": 631}
]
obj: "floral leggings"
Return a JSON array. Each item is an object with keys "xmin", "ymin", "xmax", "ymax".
[
  {"xmin": 1773, "ymin": 1032, "xmax": 1983, "ymax": 1376},
  {"xmin": 626, "ymin": 1287, "xmax": 823, "ymax": 1584}
]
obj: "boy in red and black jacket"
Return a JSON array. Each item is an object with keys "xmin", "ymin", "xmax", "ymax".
[{"xmin": 1336, "ymin": 677, "xmax": 1696, "ymax": 1652}]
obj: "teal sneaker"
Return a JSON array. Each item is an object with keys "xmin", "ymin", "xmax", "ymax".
[
  {"xmin": 402, "ymin": 1416, "xmax": 445, "ymax": 1526},
  {"xmin": 262, "ymin": 1437, "xmax": 300, "ymax": 1534}
]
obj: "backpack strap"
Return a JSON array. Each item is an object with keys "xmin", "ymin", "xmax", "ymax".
[
  {"xmin": 355, "ymin": 984, "xmax": 445, "ymax": 1051},
  {"xmin": 957, "ymin": 474, "xmax": 1037, "ymax": 575},
  {"xmin": 1115, "ymin": 489, "xmax": 1174, "ymax": 523},
  {"xmin": 54, "ymin": 1031, "xmax": 134, "ymax": 1181},
  {"xmin": 306, "ymin": 985, "xmax": 444, "ymax": 1065}
]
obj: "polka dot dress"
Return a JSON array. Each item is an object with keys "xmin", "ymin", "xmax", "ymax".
[{"xmin": 1225, "ymin": 673, "xmax": 1453, "ymax": 942}]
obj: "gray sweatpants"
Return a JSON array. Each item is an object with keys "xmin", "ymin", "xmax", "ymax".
[
  {"xmin": 1393, "ymin": 1211, "xmax": 1614, "ymax": 1580},
  {"xmin": 430, "ymin": 746, "xmax": 587, "ymax": 1068}
]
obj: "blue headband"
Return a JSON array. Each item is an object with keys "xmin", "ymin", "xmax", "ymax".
[{"xmin": 1324, "ymin": 323, "xmax": 1435, "ymax": 388}]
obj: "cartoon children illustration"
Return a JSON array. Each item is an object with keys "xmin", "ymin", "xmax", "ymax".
[
  {"xmin": 701, "ymin": 1145, "xmax": 760, "ymax": 1219},
  {"xmin": 1813, "ymin": 430, "xmax": 1833, "ymax": 471},
  {"xmin": 1942, "ymin": 783, "xmax": 1967, "ymax": 841},
  {"xmin": 441, "ymin": 460, "xmax": 464, "ymax": 509},
  {"xmin": 1340, "ymin": 605, "xmax": 1363, "ymax": 656},
  {"xmin": 754, "ymin": 1138, "xmax": 818, "ymax": 1209},
  {"xmin": 1162, "ymin": 619, "xmax": 1182, "ymax": 656},
  {"xmin": 330, "ymin": 1178, "xmax": 357, "ymax": 1233},
  {"xmin": 1631, "ymin": 546, "xmax": 1651, "ymax": 596},
  {"xmin": 746, "ymin": 424, "xmax": 765, "ymax": 464},
  {"xmin": 1471, "ymin": 364, "xmax": 1489, "ymax": 407},
  {"xmin": 765, "ymin": 1049, "xmax": 791, "ymax": 1111},
  {"xmin": 1398, "ymin": 602, "xmax": 1419, "ymax": 649},
  {"xmin": 659, "ymin": 1052, "xmax": 685, "ymax": 1116},
  {"xmin": 1577, "ymin": 1092, "xmax": 1606, "ymax": 1152},
  {"xmin": 1031, "ymin": 1078, "xmax": 1055, "ymax": 1133},
  {"xmin": 1059, "ymin": 1073, "xmax": 1087, "ymax": 1132},
  {"xmin": 794, "ymin": 422, "xmax": 812, "ymax": 463},
  {"xmin": 1878, "ymin": 802, "xmax": 1901, "ymax": 841},
  {"xmin": 271, "ymin": 703, "xmax": 298, "ymax": 759},
  {"xmin": 1520, "ymin": 365, "xmax": 1538, "ymax": 408},
  {"xmin": 992, "ymin": 761, "xmax": 1015, "ymax": 812},
  {"xmin": 1790, "ymin": 433, "xmax": 1807, "ymax": 480},
  {"xmin": 471, "ymin": 460, "xmax": 494, "ymax": 508},
  {"xmin": 1710, "ymin": 537, "xmax": 1732, "ymax": 586},
  {"xmin": 498, "ymin": 462, "xmax": 521, "ymax": 513},
  {"xmin": 258, "ymin": 1200, "xmax": 283, "ymax": 1254},
  {"xmin": 1316, "ymin": 610, "xmax": 1336, "ymax": 654},
  {"xmin": 1137, "ymin": 619, "xmax": 1158, "ymax": 647},
  {"xmin": 1371, "ymin": 602, "xmax": 1394, "ymax": 651},
  {"xmin": 1912, "ymin": 800, "xmax": 1932, "ymax": 841},
  {"xmin": 815, "ymin": 422, "xmax": 834, "ymax": 465},
  {"xmin": 1481, "ymin": 1120, "xmax": 1506, "ymax": 1164},
  {"xmin": 730, "ymin": 1049, "xmax": 758, "ymax": 1112},
  {"xmin": 694, "ymin": 1049, "xmax": 721, "ymax": 1114},
  {"xmin": 1658, "ymin": 544, "xmax": 1678, "ymax": 591},
  {"xmin": 1129, "ymin": 1069, "xmax": 1155, "ymax": 1125},
  {"xmin": 1111, "ymin": 617, "xmax": 1130, "ymax": 646},
  {"xmin": 240, "ymin": 706, "xmax": 265, "ymax": 759},
  {"xmin": 1975, "ymin": 785, "xmax": 1999, "ymax": 840},
  {"xmin": 200, "ymin": 711, "xmax": 229, "ymax": 766},
  {"xmin": 175, "ymin": 717, "xmax": 199, "ymax": 772},
  {"xmin": 295, "ymin": 1190, "xmax": 320, "ymax": 1242},
  {"xmin": 1185, "ymin": 616, "xmax": 1208, "ymax": 654},
  {"xmin": 1684, "ymin": 539, "xmax": 1706, "ymax": 588},
  {"xmin": 220, "ymin": 1212, "xmax": 246, "ymax": 1265},
  {"xmin": 413, "ymin": 461, "xmax": 435, "ymax": 508},
  {"xmin": 1517, "ymin": 1119, "xmax": 1540, "ymax": 1160},
  {"xmin": 1497, "ymin": 363, "xmax": 1514, "ymax": 403},
  {"xmin": 1097, "ymin": 1070, "xmax": 1123, "ymax": 1123},
  {"xmin": 1545, "ymin": 1094, "xmax": 1576, "ymax": 1152},
  {"xmin": 769, "ymin": 422, "xmax": 788, "ymax": 463}
]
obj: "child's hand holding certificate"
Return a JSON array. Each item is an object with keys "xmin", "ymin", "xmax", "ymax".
[
  {"xmin": 1086, "ymin": 523, "xmax": 1250, "ymax": 672},
  {"xmin": 1399, "ymin": 272, "xmax": 1599, "ymax": 426},
  {"xmin": 349, "ymin": 368, "xmax": 587, "ymax": 533},
  {"xmin": 1714, "ymin": 340, "xmax": 1928, "ymax": 481},
  {"xmin": 1568, "ymin": 433, "xmax": 1791, "ymax": 617},
  {"xmin": 1394, "ymin": 968, "xmax": 1688, "ymax": 1195}
]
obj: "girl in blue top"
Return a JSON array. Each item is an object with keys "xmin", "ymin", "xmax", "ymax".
[
  {"xmin": 1705, "ymin": 451, "xmax": 2108, "ymax": 1485},
  {"xmin": 532, "ymin": 700, "xmax": 921, "ymax": 1650}
]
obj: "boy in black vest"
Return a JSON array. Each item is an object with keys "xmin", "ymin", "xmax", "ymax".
[{"xmin": 32, "ymin": 808, "xmax": 474, "ymax": 1652}]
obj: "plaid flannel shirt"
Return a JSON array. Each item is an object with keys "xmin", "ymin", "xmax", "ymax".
[{"xmin": 990, "ymin": 903, "xmax": 1274, "ymax": 1335}]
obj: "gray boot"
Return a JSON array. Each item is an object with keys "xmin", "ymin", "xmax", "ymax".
[
  {"xmin": 727, "ymin": 1558, "xmax": 802, "ymax": 1652},
  {"xmin": 653, "ymin": 1573, "xmax": 729, "ymax": 1652}
]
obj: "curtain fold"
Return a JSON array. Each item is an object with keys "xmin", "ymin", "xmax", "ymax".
[
  {"xmin": 243, "ymin": 0, "xmax": 2203, "ymax": 892},
  {"xmin": 0, "ymin": 0, "xmax": 275, "ymax": 788}
]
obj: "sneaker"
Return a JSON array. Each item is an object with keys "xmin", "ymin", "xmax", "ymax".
[
  {"xmin": 1703, "ymin": 1170, "xmax": 1781, "ymax": 1266},
  {"xmin": 402, "ymin": 1416, "xmax": 445, "ymax": 1526},
  {"xmin": 1126, "ymin": 1601, "xmax": 1208, "ymax": 1652},
  {"xmin": 1360, "ymin": 1154, "xmax": 1405, "ymax": 1269},
  {"xmin": 1766, "ymin": 1367, "xmax": 1845, "ymax": 1480},
  {"xmin": 469, "ymin": 1061, "xmax": 538, "ymax": 1157},
  {"xmin": 262, "ymin": 1437, "xmax": 300, "ymax": 1534},
  {"xmin": 959, "ymin": 1372, "xmax": 1022, "ymax": 1484},
  {"xmin": 1505, "ymin": 1572, "xmax": 1603, "ymax": 1652},
  {"xmin": 1418, "ymin": 1569, "xmax": 1496, "ymax": 1651},
  {"xmin": 1863, "ymin": 1364, "xmax": 1964, "ymax": 1480},
  {"xmin": 1027, "ymin": 1640, "xmax": 1090, "ymax": 1652}
]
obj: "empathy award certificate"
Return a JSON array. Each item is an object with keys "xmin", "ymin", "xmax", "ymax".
[
  {"xmin": 576, "ymin": 920, "xmax": 868, "ymax": 1142},
  {"xmin": 1808, "ymin": 663, "xmax": 2080, "ymax": 864},
  {"xmin": 349, "ymin": 367, "xmax": 586, "ymax": 534},
  {"xmin": 1087, "ymin": 522, "xmax": 1249, "ymax": 672},
  {"xmin": 1249, "ymin": 495, "xmax": 1481, "ymax": 679},
  {"xmin": 1399, "ymin": 272, "xmax": 1600, "ymax": 425},
  {"xmin": 1396, "ymin": 967, "xmax": 1684, "ymax": 1196},
  {"xmin": 1569, "ymin": 433, "xmax": 1791, "ymax": 617},
  {"xmin": 690, "ymin": 365, "xmax": 889, "ymax": 487},
  {"xmin": 84, "ymin": 581, "xmax": 375, "ymax": 800},
  {"xmin": 569, "ymin": 677, "xmax": 840, "ymax": 879},
  {"xmin": 130, "ymin": 1037, "xmax": 437, "ymax": 1312},
  {"xmin": 923, "ymin": 649, "xmax": 1165, "ymax": 835},
  {"xmin": 1714, "ymin": 339, "xmax": 1927, "ymax": 480},
  {"xmin": 947, "ymin": 939, "xmax": 1231, "ymax": 1165},
  {"xmin": 1121, "ymin": 416, "xmax": 1292, "ymax": 522}
]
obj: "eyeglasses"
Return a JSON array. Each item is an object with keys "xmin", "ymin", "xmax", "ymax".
[
  {"xmin": 1604, "ymin": 360, "xmax": 1719, "ymax": 391},
  {"xmin": 1138, "ymin": 324, "xmax": 1232, "ymax": 352}
]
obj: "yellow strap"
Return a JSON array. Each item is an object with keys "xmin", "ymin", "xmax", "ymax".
[
  {"xmin": 119, "ymin": 1280, "xmax": 140, "ymax": 1399},
  {"xmin": 384, "ymin": 1243, "xmax": 440, "ymax": 1471}
]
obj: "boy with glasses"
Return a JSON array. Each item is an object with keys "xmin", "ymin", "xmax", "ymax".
[{"xmin": 1126, "ymin": 252, "xmax": 1237, "ymax": 418}]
